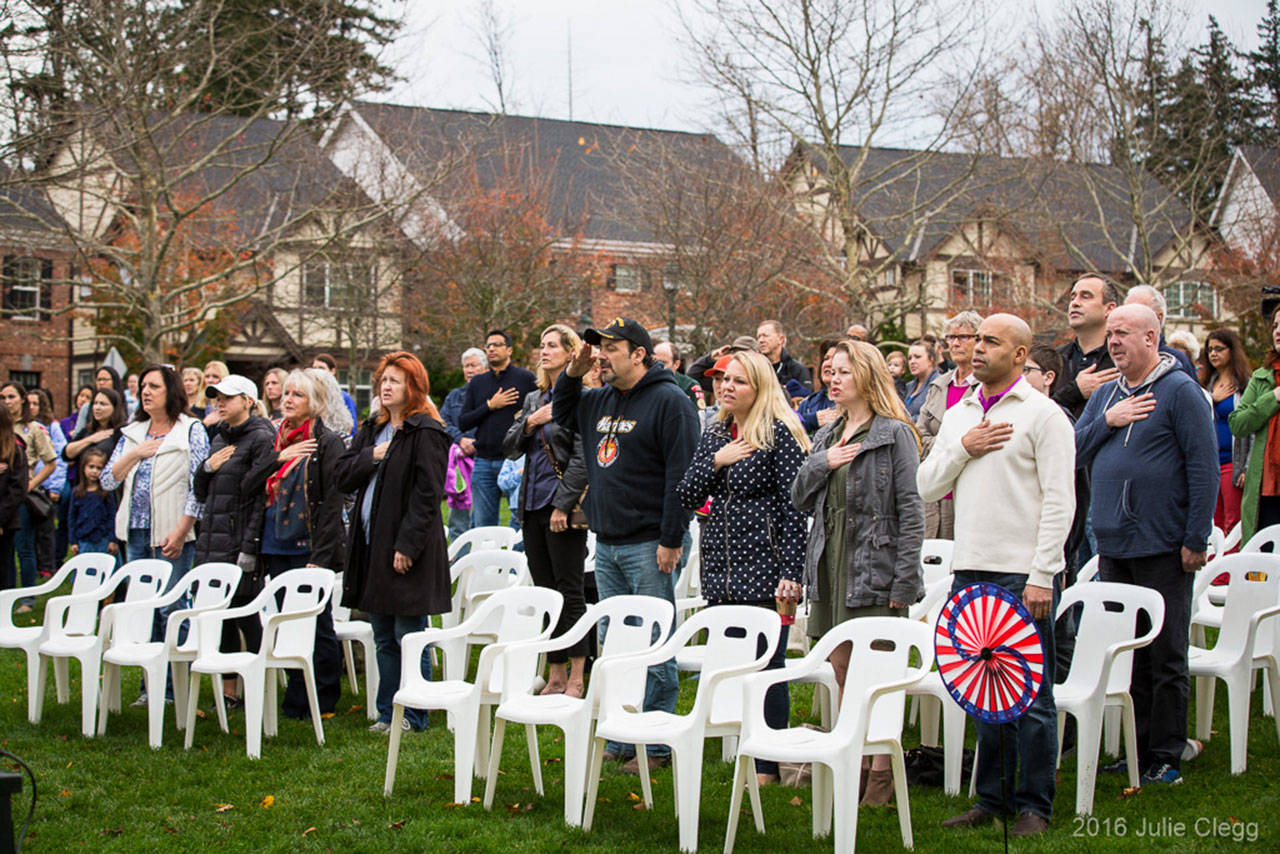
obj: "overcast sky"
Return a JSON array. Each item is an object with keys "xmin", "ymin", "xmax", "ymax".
[{"xmin": 380, "ymin": 1, "xmax": 1269, "ymax": 139}]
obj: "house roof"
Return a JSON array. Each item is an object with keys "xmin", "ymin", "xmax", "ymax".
[
  {"xmin": 65, "ymin": 109, "xmax": 370, "ymax": 246},
  {"xmin": 1238, "ymin": 145, "xmax": 1280, "ymax": 209},
  {"xmin": 0, "ymin": 169, "xmax": 75, "ymax": 252},
  {"xmin": 795, "ymin": 144, "xmax": 1192, "ymax": 275},
  {"xmin": 346, "ymin": 102, "xmax": 742, "ymax": 245}
]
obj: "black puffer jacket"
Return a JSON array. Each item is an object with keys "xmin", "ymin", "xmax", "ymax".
[
  {"xmin": 0, "ymin": 443, "xmax": 28, "ymax": 530},
  {"xmin": 675, "ymin": 418, "xmax": 809, "ymax": 602},
  {"xmin": 241, "ymin": 418, "xmax": 348, "ymax": 571},
  {"xmin": 193, "ymin": 415, "xmax": 277, "ymax": 564},
  {"xmin": 501, "ymin": 387, "xmax": 587, "ymax": 525},
  {"xmin": 338, "ymin": 412, "xmax": 451, "ymax": 616}
]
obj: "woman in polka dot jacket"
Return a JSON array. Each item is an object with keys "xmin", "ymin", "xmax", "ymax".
[{"xmin": 676, "ymin": 349, "xmax": 811, "ymax": 786}]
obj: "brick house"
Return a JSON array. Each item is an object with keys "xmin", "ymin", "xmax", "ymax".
[{"xmin": 0, "ymin": 178, "xmax": 77, "ymax": 410}]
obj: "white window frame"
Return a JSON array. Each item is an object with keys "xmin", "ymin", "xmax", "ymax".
[
  {"xmin": 1165, "ymin": 280, "xmax": 1217, "ymax": 320},
  {"xmin": 4, "ymin": 257, "xmax": 43, "ymax": 319},
  {"xmin": 611, "ymin": 263, "xmax": 646, "ymax": 294},
  {"xmin": 950, "ymin": 267, "xmax": 994, "ymax": 305},
  {"xmin": 302, "ymin": 260, "xmax": 376, "ymax": 308}
]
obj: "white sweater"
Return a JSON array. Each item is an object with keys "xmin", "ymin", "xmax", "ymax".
[{"xmin": 916, "ymin": 377, "xmax": 1075, "ymax": 589}]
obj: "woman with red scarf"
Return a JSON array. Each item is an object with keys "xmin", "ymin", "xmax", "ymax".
[
  {"xmin": 243, "ymin": 367, "xmax": 350, "ymax": 719},
  {"xmin": 338, "ymin": 351, "xmax": 450, "ymax": 734}
]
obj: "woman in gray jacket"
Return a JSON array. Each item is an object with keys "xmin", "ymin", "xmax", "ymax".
[
  {"xmin": 503, "ymin": 324, "xmax": 589, "ymax": 697},
  {"xmin": 792, "ymin": 340, "xmax": 924, "ymax": 806}
]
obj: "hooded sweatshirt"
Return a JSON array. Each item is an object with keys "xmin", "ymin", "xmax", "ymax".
[
  {"xmin": 552, "ymin": 364, "xmax": 698, "ymax": 548},
  {"xmin": 1075, "ymin": 352, "xmax": 1218, "ymax": 558}
]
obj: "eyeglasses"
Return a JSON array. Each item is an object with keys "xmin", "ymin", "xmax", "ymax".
[
  {"xmin": 1022, "ymin": 365, "xmax": 1044, "ymax": 375},
  {"xmin": 945, "ymin": 334, "xmax": 977, "ymax": 343},
  {"xmin": 1206, "ymin": 345, "xmax": 1228, "ymax": 354}
]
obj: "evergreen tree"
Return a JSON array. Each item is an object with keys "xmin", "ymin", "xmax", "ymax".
[{"xmin": 1249, "ymin": 0, "xmax": 1280, "ymax": 143}]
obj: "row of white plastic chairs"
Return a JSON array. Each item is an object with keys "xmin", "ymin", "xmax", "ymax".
[{"xmin": 905, "ymin": 523, "xmax": 1280, "ymax": 817}]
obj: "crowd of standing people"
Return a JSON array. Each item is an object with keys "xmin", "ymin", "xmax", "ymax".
[{"xmin": 1, "ymin": 271, "xmax": 1265, "ymax": 834}]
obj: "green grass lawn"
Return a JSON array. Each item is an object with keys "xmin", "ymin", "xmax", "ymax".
[{"xmin": 3, "ymin": 596, "xmax": 1279, "ymax": 852}]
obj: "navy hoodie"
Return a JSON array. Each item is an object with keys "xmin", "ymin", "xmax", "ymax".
[
  {"xmin": 552, "ymin": 364, "xmax": 698, "ymax": 548},
  {"xmin": 1075, "ymin": 353, "xmax": 1218, "ymax": 558}
]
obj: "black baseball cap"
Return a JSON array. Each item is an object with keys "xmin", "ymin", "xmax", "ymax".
[{"xmin": 583, "ymin": 317, "xmax": 654, "ymax": 354}]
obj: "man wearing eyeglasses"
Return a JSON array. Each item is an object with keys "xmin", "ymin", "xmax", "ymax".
[{"xmin": 915, "ymin": 311, "xmax": 984, "ymax": 538}]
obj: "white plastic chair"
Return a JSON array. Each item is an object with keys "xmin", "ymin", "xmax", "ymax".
[
  {"xmin": 0, "ymin": 553, "xmax": 117, "ymax": 725},
  {"xmin": 437, "ymin": 549, "xmax": 531, "ymax": 679},
  {"xmin": 1223, "ymin": 521, "xmax": 1243, "ymax": 554},
  {"xmin": 727, "ymin": 617, "xmax": 932, "ymax": 854},
  {"xmin": 183, "ymin": 568, "xmax": 335, "ymax": 759},
  {"xmin": 483, "ymin": 595, "xmax": 675, "ymax": 826},
  {"xmin": 447, "ymin": 525, "xmax": 521, "ymax": 561},
  {"xmin": 332, "ymin": 572, "xmax": 378, "ymax": 721},
  {"xmin": 1242, "ymin": 524, "xmax": 1280, "ymax": 555},
  {"xmin": 97, "ymin": 562, "xmax": 241, "ymax": 747},
  {"xmin": 384, "ymin": 586, "xmax": 562, "ymax": 804},
  {"xmin": 34, "ymin": 559, "xmax": 174, "ymax": 737},
  {"xmin": 1053, "ymin": 582, "xmax": 1164, "ymax": 815},
  {"xmin": 583, "ymin": 605, "xmax": 781, "ymax": 853},
  {"xmin": 1189, "ymin": 553, "xmax": 1280, "ymax": 774},
  {"xmin": 919, "ymin": 538, "xmax": 954, "ymax": 586}
]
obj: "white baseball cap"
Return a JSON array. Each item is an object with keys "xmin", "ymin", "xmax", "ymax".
[{"xmin": 206, "ymin": 374, "xmax": 259, "ymax": 400}]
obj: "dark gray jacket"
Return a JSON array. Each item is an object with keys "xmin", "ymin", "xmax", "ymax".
[
  {"xmin": 193, "ymin": 415, "xmax": 277, "ymax": 565},
  {"xmin": 792, "ymin": 415, "xmax": 925, "ymax": 608},
  {"xmin": 502, "ymin": 387, "xmax": 588, "ymax": 525}
]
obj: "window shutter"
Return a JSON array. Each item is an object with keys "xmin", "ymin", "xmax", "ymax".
[
  {"xmin": 2, "ymin": 256, "xmax": 12, "ymax": 314},
  {"xmin": 40, "ymin": 259, "xmax": 53, "ymax": 320}
]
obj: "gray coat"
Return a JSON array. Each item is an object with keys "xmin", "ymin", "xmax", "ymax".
[
  {"xmin": 502, "ymin": 387, "xmax": 587, "ymax": 524},
  {"xmin": 792, "ymin": 415, "xmax": 925, "ymax": 608}
]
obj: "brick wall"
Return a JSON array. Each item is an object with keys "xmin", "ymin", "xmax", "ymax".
[{"xmin": 0, "ymin": 251, "xmax": 75, "ymax": 416}]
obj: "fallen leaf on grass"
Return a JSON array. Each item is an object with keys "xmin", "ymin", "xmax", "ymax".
[
  {"xmin": 789, "ymin": 796, "xmax": 803, "ymax": 807},
  {"xmin": 347, "ymin": 705, "xmax": 364, "ymax": 715},
  {"xmin": 633, "ymin": 803, "xmax": 647, "ymax": 811},
  {"xmin": 321, "ymin": 712, "xmax": 335, "ymax": 720},
  {"xmin": 443, "ymin": 803, "xmax": 464, "ymax": 809},
  {"xmin": 436, "ymin": 773, "xmax": 454, "ymax": 781},
  {"xmin": 260, "ymin": 796, "xmax": 274, "ymax": 809},
  {"xmin": 302, "ymin": 827, "xmax": 317, "ymax": 837},
  {"xmin": 214, "ymin": 803, "xmax": 235, "ymax": 813},
  {"xmin": 1120, "ymin": 786, "xmax": 1141, "ymax": 798},
  {"xmin": 543, "ymin": 757, "xmax": 562, "ymax": 765},
  {"xmin": 100, "ymin": 828, "xmax": 122, "ymax": 836},
  {"xmin": 505, "ymin": 803, "xmax": 522, "ymax": 814},
  {"xmin": 388, "ymin": 820, "xmax": 406, "ymax": 829},
  {"xmin": 66, "ymin": 761, "xmax": 73, "ymax": 768},
  {"xmin": 59, "ymin": 789, "xmax": 71, "ymax": 797},
  {"xmin": 471, "ymin": 796, "xmax": 481, "ymax": 803},
  {"xmin": 626, "ymin": 792, "xmax": 642, "ymax": 802},
  {"xmin": 597, "ymin": 797, "xmax": 611, "ymax": 803},
  {"xmin": 163, "ymin": 827, "xmax": 178, "ymax": 834}
]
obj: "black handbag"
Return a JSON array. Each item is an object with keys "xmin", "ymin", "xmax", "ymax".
[{"xmin": 25, "ymin": 488, "xmax": 53, "ymax": 522}]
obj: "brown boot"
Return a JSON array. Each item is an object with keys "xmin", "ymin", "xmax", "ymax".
[{"xmin": 859, "ymin": 769, "xmax": 894, "ymax": 807}]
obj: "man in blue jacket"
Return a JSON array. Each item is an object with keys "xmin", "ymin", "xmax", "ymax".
[
  {"xmin": 553, "ymin": 317, "xmax": 698, "ymax": 773},
  {"xmin": 1075, "ymin": 304, "xmax": 1217, "ymax": 787}
]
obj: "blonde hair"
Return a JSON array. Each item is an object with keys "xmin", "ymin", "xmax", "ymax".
[
  {"xmin": 537, "ymin": 324, "xmax": 582, "ymax": 391},
  {"xmin": 831, "ymin": 341, "xmax": 921, "ymax": 453},
  {"xmin": 716, "ymin": 350, "xmax": 811, "ymax": 452},
  {"xmin": 283, "ymin": 368, "xmax": 354, "ymax": 434},
  {"xmin": 182, "ymin": 366, "xmax": 206, "ymax": 408}
]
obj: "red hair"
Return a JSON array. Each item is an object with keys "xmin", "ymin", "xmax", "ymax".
[{"xmin": 373, "ymin": 351, "xmax": 443, "ymax": 426}]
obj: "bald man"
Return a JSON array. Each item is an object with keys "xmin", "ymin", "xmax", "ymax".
[
  {"xmin": 1123, "ymin": 285, "xmax": 1197, "ymax": 379},
  {"xmin": 920, "ymin": 314, "xmax": 1075, "ymax": 837},
  {"xmin": 1075, "ymin": 303, "xmax": 1217, "ymax": 787}
]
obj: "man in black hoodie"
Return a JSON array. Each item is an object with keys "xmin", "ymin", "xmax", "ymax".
[{"xmin": 553, "ymin": 317, "xmax": 698, "ymax": 772}]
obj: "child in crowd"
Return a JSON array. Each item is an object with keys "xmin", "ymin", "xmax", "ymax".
[{"xmin": 66, "ymin": 449, "xmax": 118, "ymax": 563}]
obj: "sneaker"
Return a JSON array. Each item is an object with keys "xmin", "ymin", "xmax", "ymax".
[
  {"xmin": 368, "ymin": 721, "xmax": 391, "ymax": 733},
  {"xmin": 1100, "ymin": 757, "xmax": 1127, "ymax": 774},
  {"xmin": 621, "ymin": 753, "xmax": 670, "ymax": 774},
  {"xmin": 1182, "ymin": 739, "xmax": 1203, "ymax": 762},
  {"xmin": 400, "ymin": 717, "xmax": 412, "ymax": 733},
  {"xmin": 1140, "ymin": 763, "xmax": 1183, "ymax": 785},
  {"xmin": 15, "ymin": 604, "xmax": 32, "ymax": 614},
  {"xmin": 130, "ymin": 693, "xmax": 149, "ymax": 708}
]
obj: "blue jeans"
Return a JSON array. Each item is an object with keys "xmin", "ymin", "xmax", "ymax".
[
  {"xmin": 370, "ymin": 613, "xmax": 432, "ymax": 730},
  {"xmin": 952, "ymin": 570, "xmax": 1057, "ymax": 821},
  {"xmin": 594, "ymin": 539, "xmax": 678, "ymax": 759},
  {"xmin": 129, "ymin": 528, "xmax": 195, "ymax": 700},
  {"xmin": 15, "ymin": 503, "xmax": 39, "ymax": 605},
  {"xmin": 470, "ymin": 458, "xmax": 503, "ymax": 528},
  {"xmin": 76, "ymin": 539, "xmax": 118, "ymax": 570},
  {"xmin": 447, "ymin": 504, "xmax": 471, "ymax": 545}
]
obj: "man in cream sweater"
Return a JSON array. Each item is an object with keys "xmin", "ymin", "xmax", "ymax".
[{"xmin": 919, "ymin": 313, "xmax": 1076, "ymax": 838}]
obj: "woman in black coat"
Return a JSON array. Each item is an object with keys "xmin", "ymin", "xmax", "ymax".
[
  {"xmin": 502, "ymin": 324, "xmax": 589, "ymax": 696},
  {"xmin": 0, "ymin": 402, "xmax": 29, "ymax": 590},
  {"xmin": 338, "ymin": 351, "xmax": 450, "ymax": 734},
  {"xmin": 192, "ymin": 375, "xmax": 277, "ymax": 707},
  {"xmin": 242, "ymin": 368, "xmax": 351, "ymax": 719}
]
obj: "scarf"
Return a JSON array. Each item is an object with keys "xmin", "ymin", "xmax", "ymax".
[
  {"xmin": 266, "ymin": 419, "xmax": 314, "ymax": 507},
  {"xmin": 1264, "ymin": 364, "xmax": 1280, "ymax": 497}
]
